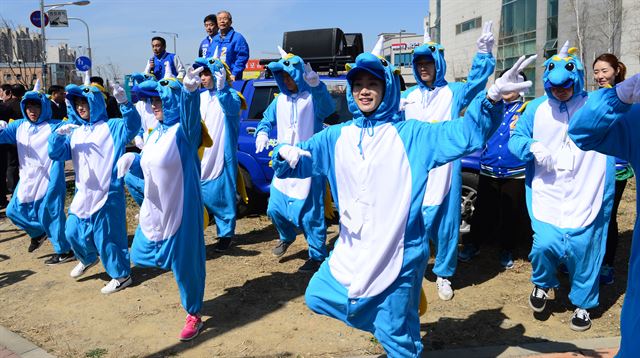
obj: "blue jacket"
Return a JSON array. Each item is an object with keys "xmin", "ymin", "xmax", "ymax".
[
  {"xmin": 146, "ymin": 51, "xmax": 185, "ymax": 80},
  {"xmin": 480, "ymin": 100, "xmax": 527, "ymax": 177},
  {"xmin": 211, "ymin": 28, "xmax": 249, "ymax": 79},
  {"xmin": 198, "ymin": 35, "xmax": 214, "ymax": 58}
]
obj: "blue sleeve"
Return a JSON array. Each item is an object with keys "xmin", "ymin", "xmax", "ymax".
[
  {"xmin": 0, "ymin": 120, "xmax": 21, "ymax": 145},
  {"xmin": 310, "ymin": 82, "xmax": 336, "ymax": 125},
  {"xmin": 459, "ymin": 53, "xmax": 496, "ymax": 108},
  {"xmin": 120, "ymin": 102, "xmax": 142, "ymax": 143},
  {"xmin": 232, "ymin": 34, "xmax": 250, "ymax": 77},
  {"xmin": 271, "ymin": 125, "xmax": 341, "ymax": 179},
  {"xmin": 48, "ymin": 127, "xmax": 72, "ymax": 161},
  {"xmin": 217, "ymin": 86, "xmax": 242, "ymax": 118},
  {"xmin": 128, "ymin": 153, "xmax": 143, "ymax": 178},
  {"xmin": 568, "ymin": 87, "xmax": 637, "ymax": 161},
  {"xmin": 180, "ymin": 88, "xmax": 202, "ymax": 146},
  {"xmin": 413, "ymin": 92, "xmax": 503, "ymax": 169},
  {"xmin": 508, "ymin": 99, "xmax": 539, "ymax": 162},
  {"xmin": 255, "ymin": 97, "xmax": 278, "ymax": 136}
]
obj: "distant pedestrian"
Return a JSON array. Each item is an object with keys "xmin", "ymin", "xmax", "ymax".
[{"xmin": 48, "ymin": 85, "xmax": 67, "ymax": 120}]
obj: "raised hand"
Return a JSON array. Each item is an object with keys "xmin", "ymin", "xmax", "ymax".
[
  {"xmin": 476, "ymin": 21, "xmax": 495, "ymax": 54},
  {"xmin": 111, "ymin": 83, "xmax": 128, "ymax": 104},
  {"xmin": 487, "ymin": 54, "xmax": 537, "ymax": 101},
  {"xmin": 183, "ymin": 66, "xmax": 204, "ymax": 93},
  {"xmin": 303, "ymin": 63, "xmax": 320, "ymax": 88},
  {"xmin": 215, "ymin": 68, "xmax": 227, "ymax": 91}
]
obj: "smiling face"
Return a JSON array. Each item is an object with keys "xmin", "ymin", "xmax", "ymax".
[
  {"xmin": 204, "ymin": 20, "xmax": 217, "ymax": 37},
  {"xmin": 24, "ymin": 101, "xmax": 41, "ymax": 122},
  {"xmin": 351, "ymin": 71, "xmax": 384, "ymax": 116},
  {"xmin": 593, "ymin": 60, "xmax": 618, "ymax": 88},
  {"xmin": 150, "ymin": 96, "xmax": 164, "ymax": 121},
  {"xmin": 74, "ymin": 97, "xmax": 90, "ymax": 120}
]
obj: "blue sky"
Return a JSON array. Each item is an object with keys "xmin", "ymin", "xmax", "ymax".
[{"xmin": 1, "ymin": 0, "xmax": 429, "ymax": 80}]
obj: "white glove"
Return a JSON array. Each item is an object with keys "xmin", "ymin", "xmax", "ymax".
[
  {"xmin": 56, "ymin": 123, "xmax": 79, "ymax": 135},
  {"xmin": 615, "ymin": 73, "xmax": 640, "ymax": 104},
  {"xmin": 398, "ymin": 98, "xmax": 414, "ymax": 111},
  {"xmin": 530, "ymin": 141, "xmax": 554, "ymax": 172},
  {"xmin": 303, "ymin": 63, "xmax": 320, "ymax": 88},
  {"xmin": 476, "ymin": 21, "xmax": 495, "ymax": 54},
  {"xmin": 183, "ymin": 66, "xmax": 204, "ymax": 93},
  {"xmin": 111, "ymin": 83, "xmax": 127, "ymax": 104},
  {"xmin": 487, "ymin": 54, "xmax": 537, "ymax": 101},
  {"xmin": 134, "ymin": 136, "xmax": 144, "ymax": 150},
  {"xmin": 255, "ymin": 132, "xmax": 269, "ymax": 153},
  {"xmin": 215, "ymin": 68, "xmax": 227, "ymax": 91},
  {"xmin": 0, "ymin": 120, "xmax": 7, "ymax": 129},
  {"xmin": 116, "ymin": 152, "xmax": 136, "ymax": 179},
  {"xmin": 278, "ymin": 144, "xmax": 311, "ymax": 169}
]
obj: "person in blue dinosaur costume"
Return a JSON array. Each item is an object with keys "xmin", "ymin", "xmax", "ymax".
[
  {"xmin": 401, "ymin": 22, "xmax": 496, "ymax": 301},
  {"xmin": 269, "ymin": 35, "xmax": 533, "ymax": 356},
  {"xmin": 48, "ymin": 72, "xmax": 140, "ymax": 294},
  {"xmin": 508, "ymin": 41, "xmax": 615, "ymax": 332},
  {"xmin": 193, "ymin": 51, "xmax": 246, "ymax": 253},
  {"xmin": 0, "ymin": 80, "xmax": 74, "ymax": 265},
  {"xmin": 567, "ymin": 72, "xmax": 640, "ymax": 356},
  {"xmin": 116, "ymin": 62, "xmax": 207, "ymax": 341},
  {"xmin": 254, "ymin": 46, "xmax": 336, "ymax": 273}
]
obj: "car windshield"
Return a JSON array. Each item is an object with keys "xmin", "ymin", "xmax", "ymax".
[{"xmin": 247, "ymin": 81, "xmax": 352, "ymax": 125}]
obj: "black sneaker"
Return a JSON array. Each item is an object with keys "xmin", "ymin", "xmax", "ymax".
[
  {"xmin": 570, "ymin": 308, "xmax": 592, "ymax": 331},
  {"xmin": 214, "ymin": 237, "xmax": 232, "ymax": 253},
  {"xmin": 298, "ymin": 259, "xmax": 322, "ymax": 273},
  {"xmin": 272, "ymin": 240, "xmax": 292, "ymax": 257},
  {"xmin": 529, "ymin": 286, "xmax": 550, "ymax": 313},
  {"xmin": 28, "ymin": 234, "xmax": 47, "ymax": 253},
  {"xmin": 44, "ymin": 251, "xmax": 75, "ymax": 265}
]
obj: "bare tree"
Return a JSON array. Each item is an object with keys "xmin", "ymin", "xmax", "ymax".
[
  {"xmin": 1, "ymin": 17, "xmax": 40, "ymax": 87},
  {"xmin": 598, "ymin": 0, "xmax": 623, "ymax": 55},
  {"xmin": 568, "ymin": 0, "xmax": 589, "ymax": 67}
]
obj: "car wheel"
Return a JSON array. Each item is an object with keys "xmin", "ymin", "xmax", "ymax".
[{"xmin": 460, "ymin": 171, "xmax": 479, "ymax": 234}]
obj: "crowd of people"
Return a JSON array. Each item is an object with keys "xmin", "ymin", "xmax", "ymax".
[{"xmin": 0, "ymin": 11, "xmax": 639, "ymax": 357}]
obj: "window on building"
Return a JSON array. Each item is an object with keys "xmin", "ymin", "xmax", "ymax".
[
  {"xmin": 16, "ymin": 74, "xmax": 22, "ymax": 80},
  {"xmin": 4, "ymin": 74, "xmax": 12, "ymax": 82},
  {"xmin": 546, "ymin": 0, "xmax": 558, "ymax": 58},
  {"xmin": 394, "ymin": 53, "xmax": 413, "ymax": 67},
  {"xmin": 498, "ymin": 0, "xmax": 538, "ymax": 94},
  {"xmin": 455, "ymin": 17, "xmax": 482, "ymax": 34}
]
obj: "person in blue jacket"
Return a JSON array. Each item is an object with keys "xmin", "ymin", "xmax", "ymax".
[
  {"xmin": 0, "ymin": 80, "xmax": 73, "ymax": 264},
  {"xmin": 401, "ymin": 22, "xmax": 496, "ymax": 301},
  {"xmin": 144, "ymin": 36, "xmax": 186, "ymax": 80},
  {"xmin": 459, "ymin": 70, "xmax": 532, "ymax": 269},
  {"xmin": 508, "ymin": 41, "xmax": 615, "ymax": 332},
  {"xmin": 254, "ymin": 46, "xmax": 336, "ymax": 273},
  {"xmin": 48, "ymin": 72, "xmax": 140, "ymax": 294},
  {"xmin": 116, "ymin": 62, "xmax": 207, "ymax": 341},
  {"xmin": 567, "ymin": 72, "xmax": 640, "ymax": 357},
  {"xmin": 270, "ymin": 36, "xmax": 533, "ymax": 357},
  {"xmin": 194, "ymin": 50, "xmax": 245, "ymax": 252},
  {"xmin": 212, "ymin": 11, "xmax": 249, "ymax": 80},
  {"xmin": 198, "ymin": 14, "xmax": 218, "ymax": 57}
]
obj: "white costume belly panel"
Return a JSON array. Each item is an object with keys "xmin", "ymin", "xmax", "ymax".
[
  {"xmin": 199, "ymin": 91, "xmax": 226, "ymax": 181},
  {"xmin": 531, "ymin": 98, "xmax": 606, "ymax": 229},
  {"xmin": 69, "ymin": 121, "xmax": 115, "ymax": 218},
  {"xmin": 405, "ymin": 86, "xmax": 455, "ymax": 206},
  {"xmin": 135, "ymin": 101, "xmax": 158, "ymax": 142},
  {"xmin": 330, "ymin": 123, "xmax": 412, "ymax": 298},
  {"xmin": 139, "ymin": 125, "xmax": 184, "ymax": 242},
  {"xmin": 15, "ymin": 122, "xmax": 53, "ymax": 203},
  {"xmin": 272, "ymin": 92, "xmax": 314, "ymax": 200}
]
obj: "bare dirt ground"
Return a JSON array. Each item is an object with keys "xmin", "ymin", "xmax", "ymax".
[{"xmin": 0, "ymin": 179, "xmax": 635, "ymax": 357}]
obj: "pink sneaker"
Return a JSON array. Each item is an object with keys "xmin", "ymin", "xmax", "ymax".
[{"xmin": 179, "ymin": 314, "xmax": 203, "ymax": 341}]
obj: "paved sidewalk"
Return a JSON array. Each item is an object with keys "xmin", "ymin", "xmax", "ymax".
[{"xmin": 0, "ymin": 326, "xmax": 54, "ymax": 358}]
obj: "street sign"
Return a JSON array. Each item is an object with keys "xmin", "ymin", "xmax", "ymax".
[
  {"xmin": 48, "ymin": 9, "xmax": 69, "ymax": 28},
  {"xmin": 75, "ymin": 56, "xmax": 92, "ymax": 71},
  {"xmin": 30, "ymin": 11, "xmax": 49, "ymax": 28}
]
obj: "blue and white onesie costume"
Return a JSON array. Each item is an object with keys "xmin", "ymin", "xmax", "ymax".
[
  {"xmin": 508, "ymin": 49, "xmax": 615, "ymax": 310},
  {"xmin": 402, "ymin": 41, "xmax": 494, "ymax": 279},
  {"xmin": 1, "ymin": 88, "xmax": 71, "ymax": 255},
  {"xmin": 125, "ymin": 72, "xmax": 158, "ymax": 206},
  {"xmin": 272, "ymin": 52, "xmax": 503, "ymax": 356},
  {"xmin": 194, "ymin": 56, "xmax": 244, "ymax": 239},
  {"xmin": 568, "ymin": 84, "xmax": 640, "ymax": 356},
  {"xmin": 48, "ymin": 83, "xmax": 141, "ymax": 280},
  {"xmin": 126, "ymin": 74, "xmax": 206, "ymax": 315},
  {"xmin": 255, "ymin": 53, "xmax": 335, "ymax": 262}
]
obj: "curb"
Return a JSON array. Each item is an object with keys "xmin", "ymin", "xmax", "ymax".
[{"xmin": 0, "ymin": 325, "xmax": 55, "ymax": 358}]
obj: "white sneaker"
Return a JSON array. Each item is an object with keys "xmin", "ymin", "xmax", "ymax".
[
  {"xmin": 101, "ymin": 276, "xmax": 132, "ymax": 294},
  {"xmin": 436, "ymin": 277, "xmax": 454, "ymax": 301},
  {"xmin": 69, "ymin": 259, "xmax": 98, "ymax": 279}
]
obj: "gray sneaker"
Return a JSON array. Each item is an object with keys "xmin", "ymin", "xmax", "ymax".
[{"xmin": 272, "ymin": 240, "xmax": 292, "ymax": 257}]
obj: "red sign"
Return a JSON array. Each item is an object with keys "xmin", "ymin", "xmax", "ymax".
[{"xmin": 245, "ymin": 59, "xmax": 264, "ymax": 71}]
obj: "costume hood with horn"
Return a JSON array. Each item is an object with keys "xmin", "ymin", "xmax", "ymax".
[
  {"xmin": 270, "ymin": 36, "xmax": 504, "ymax": 356},
  {"xmin": 254, "ymin": 45, "xmax": 336, "ymax": 263},
  {"xmin": 401, "ymin": 23, "xmax": 496, "ymax": 281},
  {"xmin": 508, "ymin": 41, "xmax": 615, "ymax": 314},
  {"xmin": 0, "ymin": 79, "xmax": 72, "ymax": 256}
]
